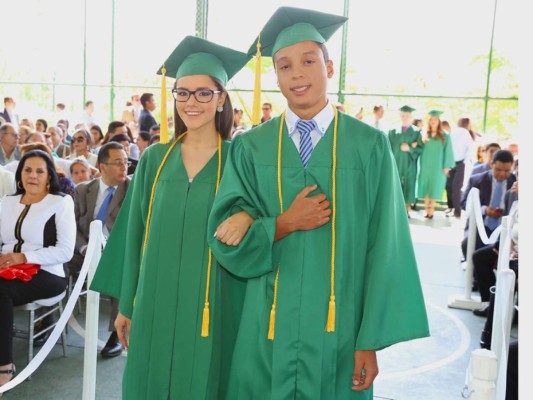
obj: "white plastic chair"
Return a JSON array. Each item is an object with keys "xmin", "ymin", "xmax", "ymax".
[{"xmin": 14, "ymin": 290, "xmax": 68, "ymax": 379}]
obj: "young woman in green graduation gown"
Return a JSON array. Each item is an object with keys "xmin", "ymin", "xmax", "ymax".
[
  {"xmin": 90, "ymin": 37, "xmax": 252, "ymax": 399},
  {"xmin": 417, "ymin": 110, "xmax": 455, "ymax": 218}
]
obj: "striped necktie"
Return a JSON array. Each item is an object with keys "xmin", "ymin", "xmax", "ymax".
[{"xmin": 296, "ymin": 119, "xmax": 316, "ymax": 168}]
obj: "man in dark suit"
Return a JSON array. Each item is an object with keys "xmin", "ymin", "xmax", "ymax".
[
  {"xmin": 0, "ymin": 97, "xmax": 20, "ymax": 129},
  {"xmin": 460, "ymin": 149, "xmax": 516, "ymax": 260},
  {"xmin": 68, "ymin": 142, "xmax": 131, "ymax": 357},
  {"xmin": 138, "ymin": 92, "xmax": 157, "ymax": 133}
]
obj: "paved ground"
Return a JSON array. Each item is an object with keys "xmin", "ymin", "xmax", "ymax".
[{"xmin": 3, "ymin": 210, "xmax": 519, "ymax": 399}]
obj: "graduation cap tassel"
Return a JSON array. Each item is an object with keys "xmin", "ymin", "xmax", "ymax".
[
  {"xmin": 251, "ymin": 35, "xmax": 262, "ymax": 126},
  {"xmin": 159, "ymin": 65, "xmax": 170, "ymax": 144},
  {"xmin": 268, "ymin": 268, "xmax": 280, "ymax": 340},
  {"xmin": 201, "ymin": 300, "xmax": 210, "ymax": 337}
]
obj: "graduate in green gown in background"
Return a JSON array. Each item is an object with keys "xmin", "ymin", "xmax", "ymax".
[
  {"xmin": 207, "ymin": 7, "xmax": 430, "ymax": 400},
  {"xmin": 417, "ymin": 110, "xmax": 455, "ymax": 218},
  {"xmin": 388, "ymin": 105, "xmax": 424, "ymax": 216},
  {"xmin": 89, "ymin": 36, "xmax": 252, "ymax": 400}
]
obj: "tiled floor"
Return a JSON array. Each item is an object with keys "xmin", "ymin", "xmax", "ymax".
[{"xmin": 3, "ymin": 210, "xmax": 519, "ymax": 399}]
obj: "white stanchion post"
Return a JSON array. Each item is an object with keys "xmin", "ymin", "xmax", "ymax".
[
  {"xmin": 82, "ymin": 221, "xmax": 103, "ymax": 400},
  {"xmin": 448, "ymin": 188, "xmax": 482, "ymax": 310}
]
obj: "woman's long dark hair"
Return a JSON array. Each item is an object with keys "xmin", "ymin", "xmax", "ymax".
[
  {"xmin": 15, "ymin": 150, "xmax": 62, "ymax": 195},
  {"xmin": 173, "ymin": 76, "xmax": 233, "ymax": 140}
]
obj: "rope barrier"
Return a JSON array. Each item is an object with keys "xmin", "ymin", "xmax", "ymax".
[{"xmin": 448, "ymin": 188, "xmax": 501, "ymax": 310}]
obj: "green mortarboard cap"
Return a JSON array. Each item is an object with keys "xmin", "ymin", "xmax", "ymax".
[
  {"xmin": 428, "ymin": 109, "xmax": 444, "ymax": 117},
  {"xmin": 157, "ymin": 36, "xmax": 249, "ymax": 86},
  {"xmin": 399, "ymin": 105, "xmax": 416, "ymax": 113},
  {"xmin": 247, "ymin": 7, "xmax": 348, "ymax": 57}
]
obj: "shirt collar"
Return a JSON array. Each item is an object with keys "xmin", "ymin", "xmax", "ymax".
[
  {"xmin": 98, "ymin": 178, "xmax": 117, "ymax": 195},
  {"xmin": 286, "ymin": 101, "xmax": 334, "ymax": 138}
]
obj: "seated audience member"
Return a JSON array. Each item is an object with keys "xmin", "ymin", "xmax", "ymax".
[
  {"xmin": 66, "ymin": 142, "xmax": 131, "ymax": 358},
  {"xmin": 5, "ymin": 143, "xmax": 76, "ymax": 198},
  {"xmin": 70, "ymin": 157, "xmax": 94, "ymax": 186},
  {"xmin": 48, "ymin": 125, "xmax": 71, "ymax": 159},
  {"xmin": 472, "ymin": 158, "xmax": 518, "ymax": 317},
  {"xmin": 124, "ymin": 125, "xmax": 140, "ymax": 160},
  {"xmin": 149, "ymin": 134, "xmax": 160, "ymax": 145},
  {"xmin": 135, "ymin": 131, "xmax": 151, "ymax": 158},
  {"xmin": 0, "ymin": 165, "xmax": 15, "ymax": 200},
  {"xmin": 460, "ymin": 149, "xmax": 515, "ymax": 262},
  {"xmin": 35, "ymin": 118, "xmax": 48, "ymax": 133},
  {"xmin": 90, "ymin": 125, "xmax": 105, "ymax": 153},
  {"xmin": 0, "ymin": 150, "xmax": 76, "ymax": 386},
  {"xmin": 109, "ymin": 134, "xmax": 136, "ymax": 175},
  {"xmin": 99, "ymin": 121, "xmax": 139, "ymax": 159},
  {"xmin": 68, "ymin": 128, "xmax": 98, "ymax": 167},
  {"xmin": 471, "ymin": 142, "xmax": 501, "ymax": 176},
  {"xmin": 0, "ymin": 123, "xmax": 21, "ymax": 166}
]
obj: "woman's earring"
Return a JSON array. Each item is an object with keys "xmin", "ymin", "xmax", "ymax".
[
  {"xmin": 217, "ymin": 105, "xmax": 224, "ymax": 112},
  {"xmin": 17, "ymin": 181, "xmax": 23, "ymax": 189}
]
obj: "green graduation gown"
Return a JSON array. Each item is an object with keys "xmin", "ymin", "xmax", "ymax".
[
  {"xmin": 417, "ymin": 133, "xmax": 455, "ymax": 200},
  {"xmin": 90, "ymin": 140, "xmax": 244, "ymax": 400},
  {"xmin": 207, "ymin": 113, "xmax": 430, "ymax": 400},
  {"xmin": 387, "ymin": 126, "xmax": 424, "ymax": 204}
]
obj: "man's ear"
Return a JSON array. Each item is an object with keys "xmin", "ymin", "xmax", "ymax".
[{"xmin": 327, "ymin": 60, "xmax": 334, "ymax": 79}]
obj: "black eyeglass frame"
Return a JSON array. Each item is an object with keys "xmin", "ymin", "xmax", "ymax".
[{"xmin": 171, "ymin": 88, "xmax": 222, "ymax": 103}]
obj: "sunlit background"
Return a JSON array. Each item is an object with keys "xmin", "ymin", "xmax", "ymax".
[{"xmin": 1, "ymin": 0, "xmax": 519, "ymax": 144}]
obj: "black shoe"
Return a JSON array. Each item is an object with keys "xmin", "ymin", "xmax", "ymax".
[
  {"xmin": 33, "ymin": 329, "xmax": 52, "ymax": 347},
  {"xmin": 101, "ymin": 331, "xmax": 123, "ymax": 358},
  {"xmin": 473, "ymin": 305, "xmax": 489, "ymax": 317},
  {"xmin": 424, "ymin": 214, "xmax": 434, "ymax": 219},
  {"xmin": 480, "ymin": 329, "xmax": 492, "ymax": 349},
  {"xmin": 33, "ymin": 315, "xmax": 55, "ymax": 347}
]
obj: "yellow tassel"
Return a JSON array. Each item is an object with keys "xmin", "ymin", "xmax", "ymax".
[
  {"xmin": 267, "ymin": 304, "xmax": 276, "ymax": 340},
  {"xmin": 159, "ymin": 65, "xmax": 170, "ymax": 144},
  {"xmin": 251, "ymin": 36, "xmax": 262, "ymax": 126},
  {"xmin": 326, "ymin": 296, "xmax": 336, "ymax": 332},
  {"xmin": 201, "ymin": 302, "xmax": 210, "ymax": 337}
]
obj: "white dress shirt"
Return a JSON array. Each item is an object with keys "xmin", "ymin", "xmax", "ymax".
[
  {"xmin": 285, "ymin": 102, "xmax": 334, "ymax": 150},
  {"xmin": 93, "ymin": 179, "xmax": 118, "ymax": 238},
  {"xmin": 450, "ymin": 127, "xmax": 475, "ymax": 162}
]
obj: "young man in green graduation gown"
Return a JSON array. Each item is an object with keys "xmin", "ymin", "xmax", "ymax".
[
  {"xmin": 387, "ymin": 105, "xmax": 424, "ymax": 217},
  {"xmin": 207, "ymin": 7, "xmax": 430, "ymax": 400}
]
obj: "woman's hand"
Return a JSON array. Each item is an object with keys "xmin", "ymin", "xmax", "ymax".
[
  {"xmin": 115, "ymin": 312, "xmax": 131, "ymax": 349},
  {"xmin": 215, "ymin": 211, "xmax": 255, "ymax": 246},
  {"xmin": 0, "ymin": 253, "xmax": 27, "ymax": 269}
]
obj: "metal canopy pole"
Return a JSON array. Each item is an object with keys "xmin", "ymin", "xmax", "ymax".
[
  {"xmin": 337, "ymin": 0, "xmax": 350, "ymax": 106},
  {"xmin": 483, "ymin": 0, "xmax": 499, "ymax": 134},
  {"xmin": 196, "ymin": 0, "xmax": 209, "ymax": 38}
]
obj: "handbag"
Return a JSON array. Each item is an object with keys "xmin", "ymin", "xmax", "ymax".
[{"xmin": 0, "ymin": 263, "xmax": 41, "ymax": 282}]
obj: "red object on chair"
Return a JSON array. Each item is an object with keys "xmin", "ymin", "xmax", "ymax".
[{"xmin": 0, "ymin": 264, "xmax": 41, "ymax": 282}]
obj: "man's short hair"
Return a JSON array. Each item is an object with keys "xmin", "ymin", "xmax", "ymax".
[
  {"xmin": 107, "ymin": 120, "xmax": 126, "ymax": 134},
  {"xmin": 262, "ymin": 103, "xmax": 272, "ymax": 109},
  {"xmin": 140, "ymin": 93, "xmax": 154, "ymax": 107},
  {"xmin": 97, "ymin": 142, "xmax": 125, "ymax": 165},
  {"xmin": 492, "ymin": 149, "xmax": 514, "ymax": 165}
]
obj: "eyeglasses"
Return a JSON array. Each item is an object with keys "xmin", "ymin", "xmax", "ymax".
[
  {"xmin": 171, "ymin": 88, "xmax": 221, "ymax": 103},
  {"xmin": 104, "ymin": 160, "xmax": 132, "ymax": 167},
  {"xmin": 73, "ymin": 137, "xmax": 86, "ymax": 143}
]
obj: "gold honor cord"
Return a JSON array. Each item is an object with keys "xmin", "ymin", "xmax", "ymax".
[
  {"xmin": 139, "ymin": 132, "xmax": 222, "ymax": 338},
  {"xmin": 268, "ymin": 105, "xmax": 339, "ymax": 341}
]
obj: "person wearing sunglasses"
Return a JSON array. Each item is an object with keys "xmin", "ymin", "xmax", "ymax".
[{"xmin": 68, "ymin": 128, "xmax": 97, "ymax": 167}]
